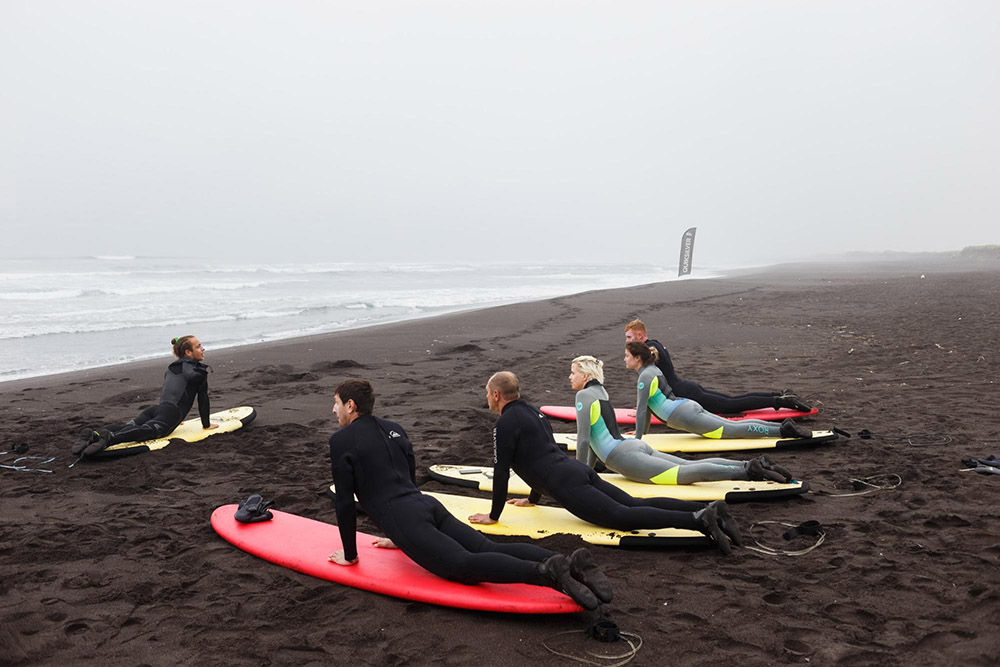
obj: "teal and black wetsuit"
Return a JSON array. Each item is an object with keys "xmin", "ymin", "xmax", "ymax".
[
  {"xmin": 646, "ymin": 338, "xmax": 780, "ymax": 414},
  {"xmin": 330, "ymin": 414, "xmax": 557, "ymax": 585},
  {"xmin": 575, "ymin": 380, "xmax": 754, "ymax": 485},
  {"xmin": 102, "ymin": 358, "xmax": 210, "ymax": 446},
  {"xmin": 634, "ymin": 364, "xmax": 783, "ymax": 440}
]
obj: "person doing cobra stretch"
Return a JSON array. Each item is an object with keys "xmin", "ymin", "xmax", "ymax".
[
  {"xmin": 327, "ymin": 379, "xmax": 612, "ymax": 610},
  {"xmin": 624, "ymin": 319, "xmax": 812, "ymax": 414},
  {"xmin": 467, "ymin": 372, "xmax": 742, "ymax": 555},
  {"xmin": 624, "ymin": 342, "xmax": 813, "ymax": 441},
  {"xmin": 73, "ymin": 336, "xmax": 216, "ymax": 456},
  {"xmin": 571, "ymin": 356, "xmax": 796, "ymax": 486}
]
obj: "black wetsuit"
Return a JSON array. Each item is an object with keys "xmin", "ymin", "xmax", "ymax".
[
  {"xmin": 329, "ymin": 415, "xmax": 554, "ymax": 585},
  {"xmin": 490, "ymin": 400, "xmax": 703, "ymax": 530},
  {"xmin": 647, "ymin": 338, "xmax": 778, "ymax": 414},
  {"xmin": 104, "ymin": 358, "xmax": 210, "ymax": 446}
]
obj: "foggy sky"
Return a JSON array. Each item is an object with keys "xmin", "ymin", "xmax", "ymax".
[{"xmin": 2, "ymin": 1, "xmax": 998, "ymax": 266}]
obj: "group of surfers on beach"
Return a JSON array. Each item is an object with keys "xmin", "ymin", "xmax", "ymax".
[{"xmin": 73, "ymin": 319, "xmax": 819, "ymax": 611}]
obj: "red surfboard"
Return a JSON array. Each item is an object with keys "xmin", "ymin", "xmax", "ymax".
[
  {"xmin": 539, "ymin": 405, "xmax": 817, "ymax": 424},
  {"xmin": 211, "ymin": 505, "xmax": 581, "ymax": 614}
]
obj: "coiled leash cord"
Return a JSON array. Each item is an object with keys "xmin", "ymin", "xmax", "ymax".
[
  {"xmin": 1, "ymin": 443, "xmax": 55, "ymax": 473},
  {"xmin": 744, "ymin": 520, "xmax": 826, "ymax": 557},
  {"xmin": 814, "ymin": 473, "xmax": 903, "ymax": 498},
  {"xmin": 543, "ymin": 621, "xmax": 642, "ymax": 667}
]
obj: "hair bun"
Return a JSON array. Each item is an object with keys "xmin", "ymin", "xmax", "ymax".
[{"xmin": 171, "ymin": 338, "xmax": 178, "ymax": 344}]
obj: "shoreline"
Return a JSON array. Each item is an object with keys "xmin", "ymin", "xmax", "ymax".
[
  {"xmin": 1, "ymin": 262, "xmax": 736, "ymax": 386},
  {"xmin": 4, "ymin": 254, "xmax": 981, "ymax": 390}
]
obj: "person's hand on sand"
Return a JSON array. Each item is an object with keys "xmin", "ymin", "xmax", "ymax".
[
  {"xmin": 372, "ymin": 537, "xmax": 397, "ymax": 549},
  {"xmin": 507, "ymin": 498, "xmax": 534, "ymax": 507},
  {"xmin": 328, "ymin": 550, "xmax": 358, "ymax": 565},
  {"xmin": 468, "ymin": 513, "xmax": 497, "ymax": 524}
]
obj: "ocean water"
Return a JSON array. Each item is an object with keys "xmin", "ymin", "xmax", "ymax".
[{"xmin": 0, "ymin": 256, "xmax": 721, "ymax": 382}]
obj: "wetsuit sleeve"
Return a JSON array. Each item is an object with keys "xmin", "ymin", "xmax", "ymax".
[
  {"xmin": 329, "ymin": 433, "xmax": 359, "ymax": 561},
  {"xmin": 574, "ymin": 392, "xmax": 598, "ymax": 469},
  {"xmin": 489, "ymin": 417, "xmax": 516, "ymax": 521},
  {"xmin": 197, "ymin": 376, "xmax": 211, "ymax": 428},
  {"xmin": 635, "ymin": 370, "xmax": 654, "ymax": 438}
]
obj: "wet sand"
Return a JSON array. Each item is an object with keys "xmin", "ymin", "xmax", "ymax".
[{"xmin": 2, "ymin": 258, "xmax": 999, "ymax": 666}]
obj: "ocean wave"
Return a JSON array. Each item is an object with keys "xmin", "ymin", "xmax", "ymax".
[{"xmin": 0, "ymin": 289, "xmax": 85, "ymax": 301}]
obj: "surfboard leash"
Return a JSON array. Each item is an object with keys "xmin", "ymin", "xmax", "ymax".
[
  {"xmin": 744, "ymin": 520, "xmax": 826, "ymax": 557},
  {"xmin": 1, "ymin": 444, "xmax": 55, "ymax": 473},
  {"xmin": 0, "ymin": 455, "xmax": 55, "ymax": 473},
  {"xmin": 542, "ymin": 626, "xmax": 642, "ymax": 667},
  {"xmin": 813, "ymin": 473, "xmax": 903, "ymax": 498}
]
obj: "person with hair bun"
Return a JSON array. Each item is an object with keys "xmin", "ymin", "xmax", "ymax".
[
  {"xmin": 571, "ymin": 355, "xmax": 797, "ymax": 486},
  {"xmin": 624, "ymin": 342, "xmax": 812, "ymax": 442},
  {"xmin": 72, "ymin": 335, "xmax": 216, "ymax": 456},
  {"xmin": 624, "ymin": 319, "xmax": 812, "ymax": 414}
]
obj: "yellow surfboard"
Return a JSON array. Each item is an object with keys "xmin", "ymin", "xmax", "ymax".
[
  {"xmin": 323, "ymin": 483, "xmax": 708, "ymax": 548},
  {"xmin": 427, "ymin": 464, "xmax": 807, "ymax": 503},
  {"xmin": 96, "ymin": 406, "xmax": 256, "ymax": 457},
  {"xmin": 554, "ymin": 430, "xmax": 837, "ymax": 454},
  {"xmin": 424, "ymin": 491, "xmax": 708, "ymax": 548}
]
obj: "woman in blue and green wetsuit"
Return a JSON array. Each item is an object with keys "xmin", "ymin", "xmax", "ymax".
[
  {"xmin": 625, "ymin": 341, "xmax": 813, "ymax": 442},
  {"xmin": 570, "ymin": 355, "xmax": 795, "ymax": 485}
]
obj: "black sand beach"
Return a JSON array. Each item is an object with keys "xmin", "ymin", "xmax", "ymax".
[{"xmin": 2, "ymin": 259, "xmax": 999, "ymax": 666}]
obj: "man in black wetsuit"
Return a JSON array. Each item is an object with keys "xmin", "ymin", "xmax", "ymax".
[
  {"xmin": 624, "ymin": 319, "xmax": 811, "ymax": 414},
  {"xmin": 326, "ymin": 379, "xmax": 610, "ymax": 609},
  {"xmin": 468, "ymin": 371, "xmax": 741, "ymax": 555}
]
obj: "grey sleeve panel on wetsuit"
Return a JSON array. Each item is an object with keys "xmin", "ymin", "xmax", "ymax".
[
  {"xmin": 574, "ymin": 385, "xmax": 606, "ymax": 469},
  {"xmin": 634, "ymin": 365, "xmax": 663, "ymax": 438},
  {"xmin": 667, "ymin": 401, "xmax": 783, "ymax": 438},
  {"xmin": 605, "ymin": 439, "xmax": 750, "ymax": 484}
]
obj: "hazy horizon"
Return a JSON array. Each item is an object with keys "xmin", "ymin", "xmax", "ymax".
[{"xmin": 3, "ymin": 1, "xmax": 998, "ymax": 266}]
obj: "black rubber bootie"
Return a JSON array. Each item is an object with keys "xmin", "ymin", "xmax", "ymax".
[
  {"xmin": 537, "ymin": 555, "xmax": 598, "ymax": 610},
  {"xmin": 709, "ymin": 500, "xmax": 743, "ymax": 548},
  {"xmin": 568, "ymin": 548, "xmax": 613, "ymax": 603},
  {"xmin": 82, "ymin": 429, "xmax": 112, "ymax": 456},
  {"xmin": 693, "ymin": 503, "xmax": 731, "ymax": 555},
  {"xmin": 235, "ymin": 494, "xmax": 274, "ymax": 523},
  {"xmin": 72, "ymin": 428, "xmax": 100, "ymax": 455},
  {"xmin": 776, "ymin": 394, "xmax": 812, "ymax": 412},
  {"xmin": 779, "ymin": 418, "xmax": 812, "ymax": 440},
  {"xmin": 746, "ymin": 458, "xmax": 786, "ymax": 483},
  {"xmin": 758, "ymin": 455, "xmax": 793, "ymax": 483}
]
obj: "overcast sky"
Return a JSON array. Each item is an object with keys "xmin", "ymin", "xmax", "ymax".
[{"xmin": 2, "ymin": 1, "xmax": 997, "ymax": 266}]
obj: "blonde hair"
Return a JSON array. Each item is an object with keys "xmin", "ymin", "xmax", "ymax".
[{"xmin": 571, "ymin": 355, "xmax": 604, "ymax": 385}]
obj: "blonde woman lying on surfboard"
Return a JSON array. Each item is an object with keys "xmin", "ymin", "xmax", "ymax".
[{"xmin": 571, "ymin": 355, "xmax": 796, "ymax": 485}]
